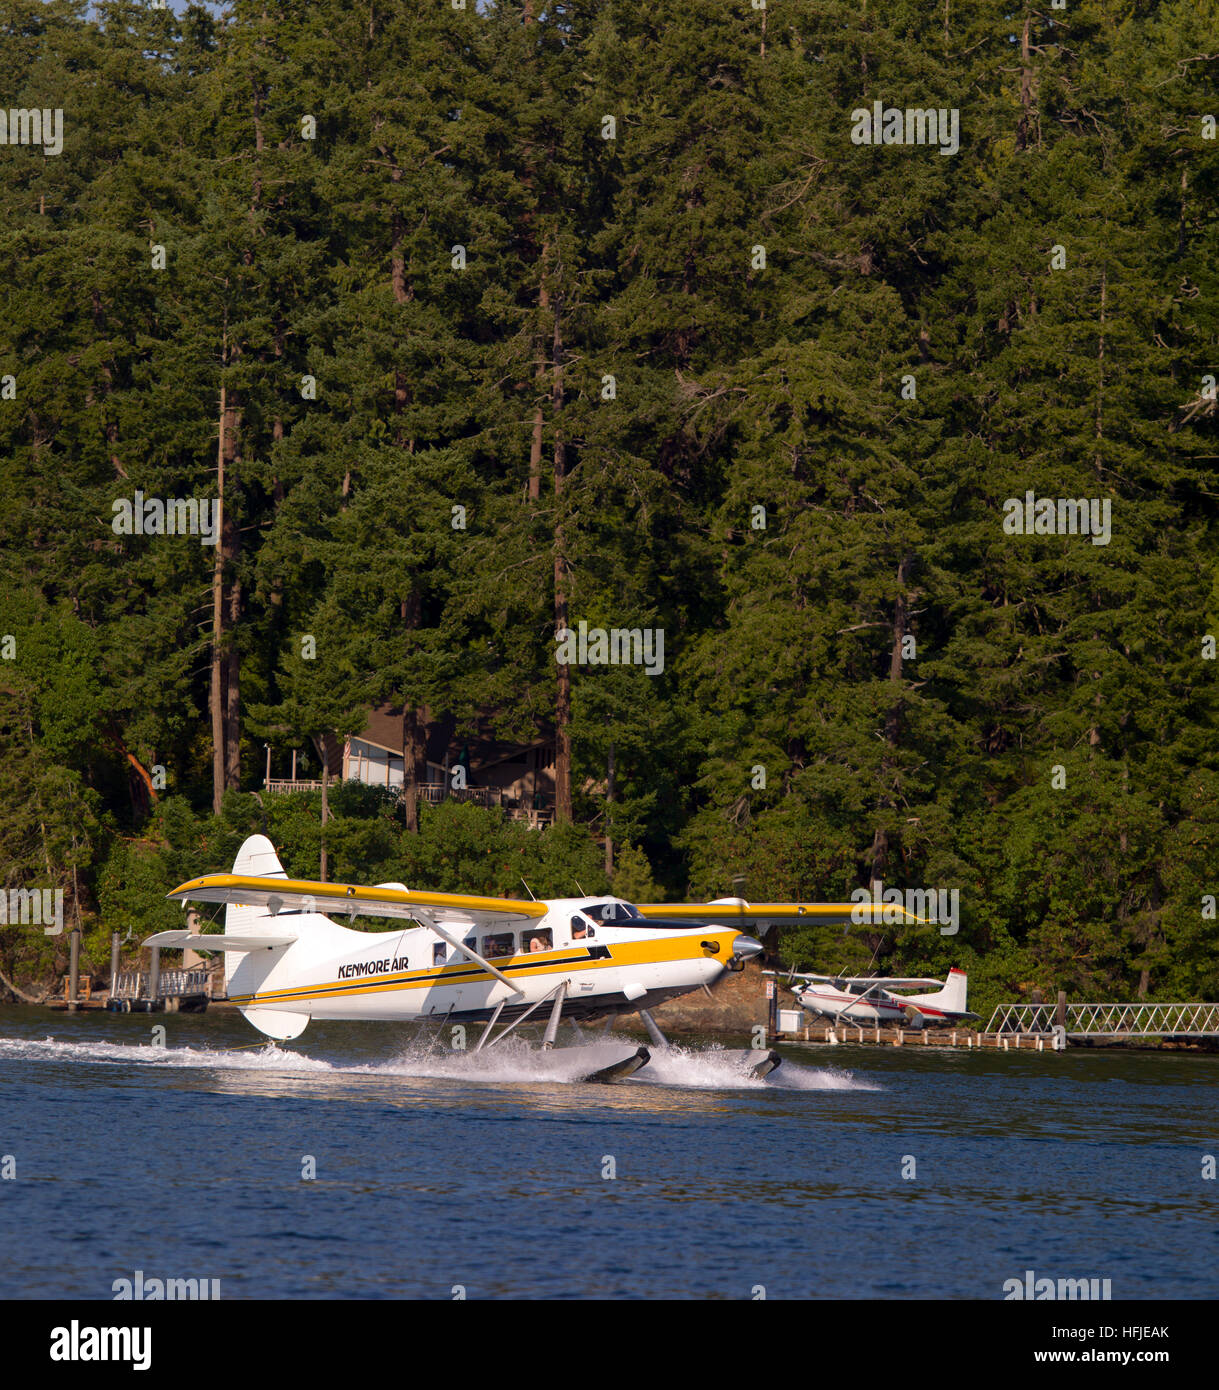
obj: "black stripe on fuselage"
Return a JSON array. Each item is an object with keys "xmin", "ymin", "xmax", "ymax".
[{"xmin": 237, "ymin": 949, "xmax": 606, "ymax": 1005}]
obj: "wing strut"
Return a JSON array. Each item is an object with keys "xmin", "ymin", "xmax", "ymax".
[{"xmin": 414, "ymin": 910, "xmax": 524, "ymax": 998}]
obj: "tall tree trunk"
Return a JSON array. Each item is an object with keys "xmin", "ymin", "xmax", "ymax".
[
  {"xmin": 551, "ymin": 294, "xmax": 572, "ymax": 823},
  {"xmin": 1016, "ymin": 17, "xmax": 1035, "ymax": 151},
  {"xmin": 401, "ymin": 706, "xmax": 426, "ymax": 834},
  {"xmin": 605, "ymin": 742, "xmax": 615, "ymax": 876},
  {"xmin": 528, "ymin": 238, "xmax": 551, "ymax": 501},
  {"xmin": 399, "ymin": 595, "xmax": 425, "ymax": 833},
  {"xmin": 211, "ymin": 376, "xmax": 228, "ymax": 814},
  {"xmin": 387, "ymin": 202, "xmax": 426, "ymax": 831},
  {"xmin": 869, "ymin": 554, "xmax": 913, "ymax": 884},
  {"xmin": 224, "ymin": 518, "xmax": 242, "ymax": 793},
  {"xmin": 318, "ymin": 737, "xmax": 330, "ymax": 883},
  {"xmin": 1095, "ymin": 267, "xmax": 1106, "ymax": 476}
]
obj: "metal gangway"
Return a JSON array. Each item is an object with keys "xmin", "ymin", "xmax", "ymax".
[
  {"xmin": 985, "ymin": 1001, "xmax": 1219, "ymax": 1040},
  {"xmin": 110, "ymin": 968, "xmax": 212, "ymax": 1004}
]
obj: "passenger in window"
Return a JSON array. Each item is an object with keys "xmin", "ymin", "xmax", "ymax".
[
  {"xmin": 433, "ymin": 942, "xmax": 446, "ymax": 967},
  {"xmin": 528, "ymin": 929, "xmax": 552, "ymax": 953}
]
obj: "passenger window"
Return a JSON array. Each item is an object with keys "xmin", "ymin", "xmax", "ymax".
[
  {"xmin": 482, "ymin": 932, "xmax": 515, "ymax": 958},
  {"xmin": 525, "ymin": 928, "xmax": 552, "ymax": 953},
  {"xmin": 432, "ymin": 942, "xmax": 446, "ymax": 967}
]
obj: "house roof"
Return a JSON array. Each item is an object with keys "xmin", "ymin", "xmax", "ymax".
[{"xmin": 349, "ymin": 704, "xmax": 553, "ymax": 769}]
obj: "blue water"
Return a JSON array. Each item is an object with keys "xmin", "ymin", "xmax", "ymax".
[{"xmin": 1, "ymin": 1005, "xmax": 1215, "ymax": 1299}]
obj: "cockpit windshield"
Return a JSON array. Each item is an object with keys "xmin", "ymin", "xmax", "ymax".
[{"xmin": 581, "ymin": 900, "xmax": 640, "ymax": 924}]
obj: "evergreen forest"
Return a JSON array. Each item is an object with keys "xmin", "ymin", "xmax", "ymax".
[{"xmin": 2, "ymin": 0, "xmax": 1218, "ymax": 1020}]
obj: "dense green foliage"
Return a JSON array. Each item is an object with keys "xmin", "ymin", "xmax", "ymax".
[{"xmin": 2, "ymin": 0, "xmax": 1217, "ymax": 1019}]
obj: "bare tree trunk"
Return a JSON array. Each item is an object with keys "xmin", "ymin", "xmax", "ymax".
[
  {"xmin": 224, "ymin": 535, "xmax": 242, "ymax": 793},
  {"xmin": 528, "ymin": 239, "xmax": 551, "ymax": 501},
  {"xmin": 1095, "ymin": 267, "xmax": 1106, "ymax": 477},
  {"xmin": 1016, "ymin": 17, "xmax": 1035, "ymax": 151},
  {"xmin": 869, "ymin": 554, "xmax": 913, "ymax": 885},
  {"xmin": 211, "ymin": 377, "xmax": 228, "ymax": 814},
  {"xmin": 551, "ymin": 294, "xmax": 572, "ymax": 823},
  {"xmin": 605, "ymin": 743, "xmax": 615, "ymax": 876},
  {"xmin": 318, "ymin": 738, "xmax": 330, "ymax": 883}
]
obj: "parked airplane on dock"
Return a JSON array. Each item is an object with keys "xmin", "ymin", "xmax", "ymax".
[
  {"xmin": 146, "ymin": 836, "xmax": 932, "ymax": 1082},
  {"xmin": 774, "ymin": 968, "xmax": 978, "ymax": 1028}
]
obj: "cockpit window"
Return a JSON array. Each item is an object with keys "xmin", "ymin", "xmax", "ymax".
[
  {"xmin": 581, "ymin": 900, "xmax": 639, "ymax": 924},
  {"xmin": 570, "ymin": 916, "xmax": 596, "ymax": 941}
]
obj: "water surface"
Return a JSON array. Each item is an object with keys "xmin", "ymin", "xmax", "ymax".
[{"xmin": 1, "ymin": 1005, "xmax": 1214, "ymax": 1299}]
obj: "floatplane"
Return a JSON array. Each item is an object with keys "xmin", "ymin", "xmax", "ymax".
[
  {"xmin": 772, "ymin": 968, "xmax": 978, "ymax": 1029},
  {"xmin": 146, "ymin": 835, "xmax": 931, "ymax": 1083}
]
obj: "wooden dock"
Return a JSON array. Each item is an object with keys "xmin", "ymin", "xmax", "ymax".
[
  {"xmin": 775, "ymin": 1024, "xmax": 1064, "ymax": 1051},
  {"xmin": 773, "ymin": 1023, "xmax": 1219, "ymax": 1052}
]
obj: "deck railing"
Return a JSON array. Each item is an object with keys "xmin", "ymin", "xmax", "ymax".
[
  {"xmin": 265, "ymin": 775, "xmax": 553, "ymax": 826},
  {"xmin": 985, "ymin": 1001, "xmax": 1219, "ymax": 1038},
  {"xmin": 110, "ymin": 968, "xmax": 212, "ymax": 1001}
]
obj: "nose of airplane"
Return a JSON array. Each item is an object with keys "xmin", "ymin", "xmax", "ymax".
[{"xmin": 731, "ymin": 934, "xmax": 763, "ymax": 961}]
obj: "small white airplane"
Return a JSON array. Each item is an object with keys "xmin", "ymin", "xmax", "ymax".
[
  {"xmin": 775, "ymin": 967, "xmax": 978, "ymax": 1029},
  {"xmin": 145, "ymin": 835, "xmax": 931, "ymax": 1083}
]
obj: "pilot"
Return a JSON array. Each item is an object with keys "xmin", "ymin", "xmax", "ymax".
[{"xmin": 571, "ymin": 917, "xmax": 586, "ymax": 940}]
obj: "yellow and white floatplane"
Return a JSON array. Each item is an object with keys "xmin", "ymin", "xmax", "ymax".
[{"xmin": 148, "ymin": 835, "xmax": 923, "ymax": 1083}]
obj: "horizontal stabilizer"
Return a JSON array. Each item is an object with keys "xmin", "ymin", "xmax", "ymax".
[{"xmin": 142, "ymin": 930, "xmax": 297, "ymax": 952}]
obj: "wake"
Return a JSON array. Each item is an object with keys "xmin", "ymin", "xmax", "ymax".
[{"xmin": 0, "ymin": 1033, "xmax": 878, "ymax": 1092}]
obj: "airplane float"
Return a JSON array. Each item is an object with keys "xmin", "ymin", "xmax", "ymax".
[
  {"xmin": 773, "ymin": 967, "xmax": 978, "ymax": 1028},
  {"xmin": 145, "ymin": 835, "xmax": 934, "ymax": 1083}
]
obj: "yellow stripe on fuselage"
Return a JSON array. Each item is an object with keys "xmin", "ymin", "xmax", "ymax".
[{"xmin": 228, "ymin": 930, "xmax": 737, "ymax": 1007}]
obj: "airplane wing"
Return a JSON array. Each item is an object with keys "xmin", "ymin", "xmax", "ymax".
[
  {"xmin": 634, "ymin": 900, "xmax": 932, "ymax": 928},
  {"xmin": 861, "ymin": 977, "xmax": 945, "ymax": 991},
  {"xmin": 165, "ymin": 873, "xmax": 548, "ymax": 929},
  {"xmin": 766, "ymin": 971, "xmax": 945, "ymax": 990}
]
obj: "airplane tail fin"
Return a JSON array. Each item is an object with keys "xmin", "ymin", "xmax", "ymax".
[
  {"xmin": 915, "ymin": 967, "xmax": 968, "ymax": 1014},
  {"xmin": 222, "ymin": 834, "xmax": 351, "ymax": 1040}
]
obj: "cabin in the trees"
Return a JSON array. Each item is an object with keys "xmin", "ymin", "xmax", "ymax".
[{"xmin": 266, "ymin": 705, "xmax": 557, "ymax": 827}]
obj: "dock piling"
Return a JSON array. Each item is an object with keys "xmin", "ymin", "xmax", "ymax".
[{"xmin": 67, "ymin": 929, "xmax": 80, "ymax": 1014}]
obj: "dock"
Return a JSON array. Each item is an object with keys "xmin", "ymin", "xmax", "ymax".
[
  {"xmin": 774, "ymin": 1023, "xmax": 1069, "ymax": 1051},
  {"xmin": 105, "ymin": 966, "xmax": 212, "ymax": 1014},
  {"xmin": 48, "ymin": 931, "xmax": 218, "ymax": 1013},
  {"xmin": 773, "ymin": 999, "xmax": 1219, "ymax": 1053}
]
